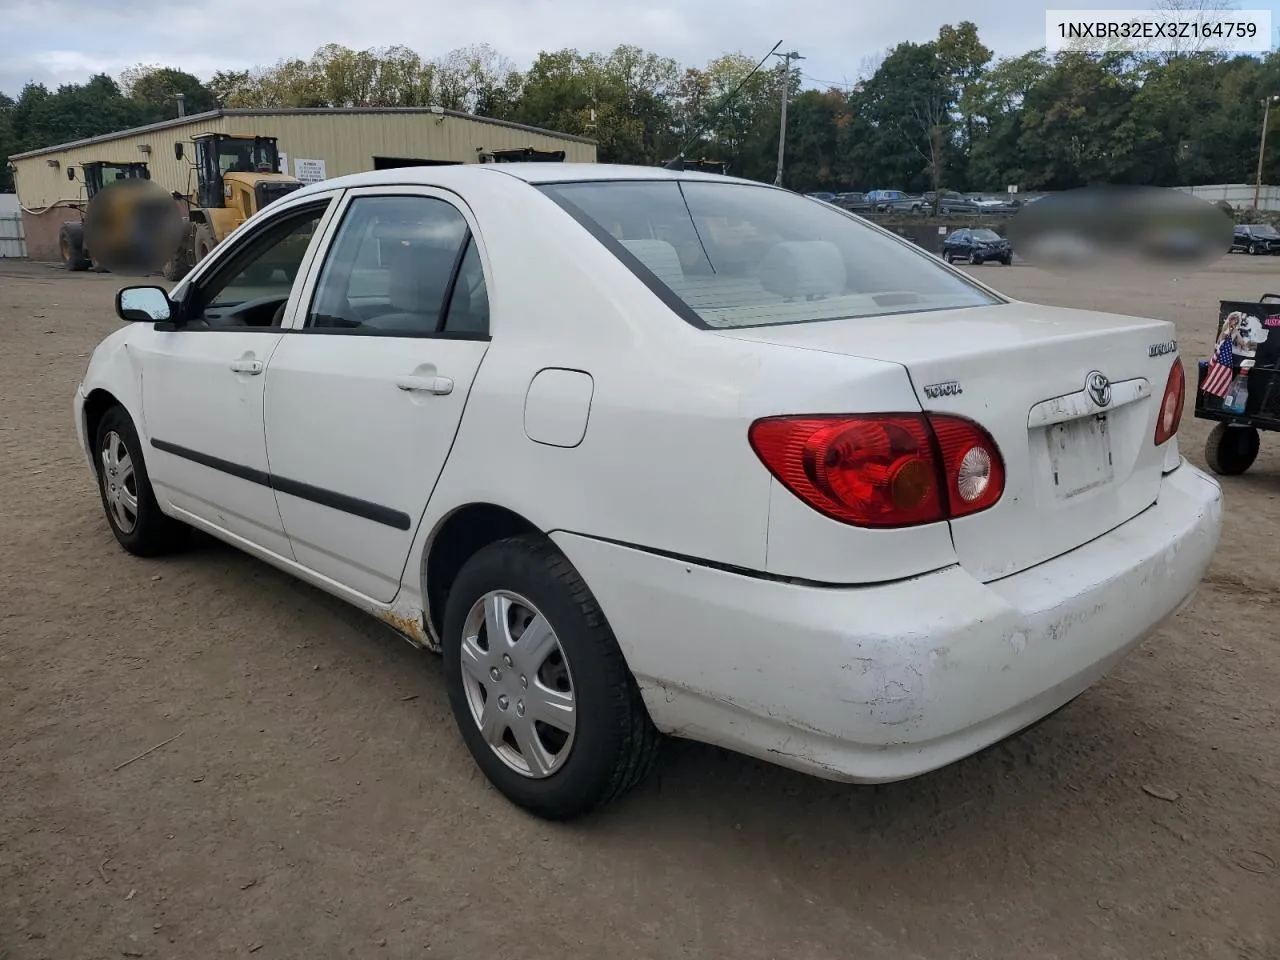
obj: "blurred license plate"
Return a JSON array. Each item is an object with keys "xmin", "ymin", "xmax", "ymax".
[{"xmin": 1049, "ymin": 415, "xmax": 1113, "ymax": 498}]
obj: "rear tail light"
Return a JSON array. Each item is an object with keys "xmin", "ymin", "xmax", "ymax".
[
  {"xmin": 748, "ymin": 413, "xmax": 1004, "ymax": 528},
  {"xmin": 1154, "ymin": 359, "xmax": 1185, "ymax": 446}
]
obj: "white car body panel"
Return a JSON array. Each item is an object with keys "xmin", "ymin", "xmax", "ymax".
[
  {"xmin": 552, "ymin": 463, "xmax": 1220, "ymax": 780},
  {"xmin": 140, "ymin": 328, "xmax": 292, "ymax": 557},
  {"xmin": 262, "ymin": 332, "xmax": 490, "ymax": 601},
  {"xmin": 74, "ymin": 162, "xmax": 1224, "ymax": 787}
]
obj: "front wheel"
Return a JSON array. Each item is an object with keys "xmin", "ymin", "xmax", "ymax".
[
  {"xmin": 1000, "ymin": 255, "xmax": 1012, "ymax": 266},
  {"xmin": 969, "ymin": 252, "xmax": 983, "ymax": 265},
  {"xmin": 1205, "ymin": 423, "xmax": 1260, "ymax": 476},
  {"xmin": 442, "ymin": 535, "xmax": 660, "ymax": 820},
  {"xmin": 59, "ymin": 225, "xmax": 89, "ymax": 271},
  {"xmin": 193, "ymin": 224, "xmax": 216, "ymax": 265},
  {"xmin": 1249, "ymin": 242, "xmax": 1259, "ymax": 255},
  {"xmin": 94, "ymin": 406, "xmax": 188, "ymax": 556}
]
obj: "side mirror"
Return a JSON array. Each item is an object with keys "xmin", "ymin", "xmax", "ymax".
[
  {"xmin": 116, "ymin": 286, "xmax": 173, "ymax": 323},
  {"xmin": 174, "ymin": 142, "xmax": 184, "ymax": 161},
  {"xmin": 67, "ymin": 166, "xmax": 76, "ymax": 181}
]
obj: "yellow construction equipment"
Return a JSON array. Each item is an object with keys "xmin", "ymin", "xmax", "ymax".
[
  {"xmin": 59, "ymin": 161, "xmax": 153, "ymax": 270},
  {"xmin": 164, "ymin": 133, "xmax": 304, "ymax": 280}
]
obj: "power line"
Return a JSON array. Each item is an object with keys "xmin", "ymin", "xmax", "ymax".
[{"xmin": 803, "ymin": 74, "xmax": 858, "ymax": 91}]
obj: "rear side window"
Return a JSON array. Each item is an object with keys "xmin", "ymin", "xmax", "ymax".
[
  {"xmin": 306, "ymin": 194, "xmax": 469, "ymax": 336},
  {"xmin": 540, "ymin": 180, "xmax": 1000, "ymax": 329}
]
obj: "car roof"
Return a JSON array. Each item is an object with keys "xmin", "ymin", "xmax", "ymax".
[{"xmin": 284, "ymin": 161, "xmax": 764, "ymax": 201}]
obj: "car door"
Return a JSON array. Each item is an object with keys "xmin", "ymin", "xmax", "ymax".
[
  {"xmin": 137, "ymin": 194, "xmax": 340, "ymax": 558},
  {"xmin": 948, "ymin": 229, "xmax": 969, "ymax": 257},
  {"xmin": 261, "ymin": 187, "xmax": 493, "ymax": 602}
]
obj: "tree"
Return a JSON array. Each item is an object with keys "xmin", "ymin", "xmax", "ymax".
[
  {"xmin": 121, "ymin": 65, "xmax": 219, "ymax": 121},
  {"xmin": 0, "ymin": 92, "xmax": 15, "ymax": 191},
  {"xmin": 10, "ymin": 28, "xmax": 1280, "ymax": 199}
]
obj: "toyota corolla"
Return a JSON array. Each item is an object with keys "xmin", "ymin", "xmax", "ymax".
[{"xmin": 74, "ymin": 163, "xmax": 1223, "ymax": 820}]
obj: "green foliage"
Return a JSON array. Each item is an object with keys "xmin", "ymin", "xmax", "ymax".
[{"xmin": 5, "ymin": 29, "xmax": 1280, "ymax": 199}]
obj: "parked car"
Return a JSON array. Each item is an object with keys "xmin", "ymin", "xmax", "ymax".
[
  {"xmin": 835, "ymin": 191, "xmax": 872, "ymax": 214},
  {"xmin": 974, "ymin": 197, "xmax": 1023, "ymax": 214},
  {"xmin": 924, "ymin": 191, "xmax": 981, "ymax": 215},
  {"xmin": 867, "ymin": 189, "xmax": 923, "ymax": 213},
  {"xmin": 78, "ymin": 163, "xmax": 1222, "ymax": 820},
  {"xmin": 942, "ymin": 227, "xmax": 1014, "ymax": 265},
  {"xmin": 805, "ymin": 191, "xmax": 837, "ymax": 204},
  {"xmin": 1231, "ymin": 223, "xmax": 1280, "ymax": 255}
]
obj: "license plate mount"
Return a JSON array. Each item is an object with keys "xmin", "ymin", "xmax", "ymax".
[{"xmin": 1049, "ymin": 414, "xmax": 1114, "ymax": 499}]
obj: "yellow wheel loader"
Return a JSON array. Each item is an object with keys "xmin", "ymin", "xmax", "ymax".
[
  {"xmin": 164, "ymin": 134, "xmax": 304, "ymax": 281},
  {"xmin": 59, "ymin": 161, "xmax": 153, "ymax": 271}
]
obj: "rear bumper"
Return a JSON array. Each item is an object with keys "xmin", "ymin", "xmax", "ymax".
[{"xmin": 553, "ymin": 462, "xmax": 1222, "ymax": 782}]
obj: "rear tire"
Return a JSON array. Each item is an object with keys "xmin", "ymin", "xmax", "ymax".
[
  {"xmin": 93, "ymin": 405, "xmax": 189, "ymax": 556},
  {"xmin": 442, "ymin": 534, "xmax": 660, "ymax": 820},
  {"xmin": 1205, "ymin": 423, "xmax": 1260, "ymax": 476}
]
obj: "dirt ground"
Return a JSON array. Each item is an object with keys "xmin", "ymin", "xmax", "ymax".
[{"xmin": 1, "ymin": 255, "xmax": 1277, "ymax": 960}]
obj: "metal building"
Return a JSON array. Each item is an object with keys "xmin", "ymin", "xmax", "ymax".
[{"xmin": 6, "ymin": 107, "xmax": 597, "ymax": 262}]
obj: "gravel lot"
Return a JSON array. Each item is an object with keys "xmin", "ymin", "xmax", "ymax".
[{"xmin": 1, "ymin": 256, "xmax": 1277, "ymax": 960}]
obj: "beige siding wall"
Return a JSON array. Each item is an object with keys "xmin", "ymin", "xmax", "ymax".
[
  {"xmin": 220, "ymin": 112, "xmax": 596, "ymax": 176},
  {"xmin": 10, "ymin": 116, "xmax": 227, "ymax": 210}
]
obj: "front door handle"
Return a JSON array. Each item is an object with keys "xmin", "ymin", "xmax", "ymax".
[
  {"xmin": 230, "ymin": 359, "xmax": 264, "ymax": 375},
  {"xmin": 395, "ymin": 375, "xmax": 453, "ymax": 395}
]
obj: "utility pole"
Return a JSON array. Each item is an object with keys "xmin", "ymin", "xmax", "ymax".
[
  {"xmin": 1256, "ymin": 94, "xmax": 1280, "ymax": 211},
  {"xmin": 772, "ymin": 50, "xmax": 803, "ymax": 187}
]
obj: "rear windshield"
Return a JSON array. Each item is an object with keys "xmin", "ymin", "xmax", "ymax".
[{"xmin": 539, "ymin": 180, "xmax": 1000, "ymax": 329}]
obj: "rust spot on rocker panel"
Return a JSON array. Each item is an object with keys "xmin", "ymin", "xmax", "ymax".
[{"xmin": 376, "ymin": 609, "xmax": 438, "ymax": 652}]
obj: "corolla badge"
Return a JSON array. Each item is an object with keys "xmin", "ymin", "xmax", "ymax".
[
  {"xmin": 1148, "ymin": 340, "xmax": 1177, "ymax": 357},
  {"xmin": 1086, "ymin": 370, "xmax": 1112, "ymax": 407}
]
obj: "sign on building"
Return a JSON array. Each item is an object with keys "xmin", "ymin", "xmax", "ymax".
[{"xmin": 293, "ymin": 158, "xmax": 326, "ymax": 184}]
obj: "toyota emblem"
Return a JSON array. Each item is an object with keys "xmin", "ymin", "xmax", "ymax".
[{"xmin": 1086, "ymin": 371, "xmax": 1112, "ymax": 407}]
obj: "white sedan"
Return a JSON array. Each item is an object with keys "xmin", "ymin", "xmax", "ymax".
[{"xmin": 75, "ymin": 163, "xmax": 1223, "ymax": 820}]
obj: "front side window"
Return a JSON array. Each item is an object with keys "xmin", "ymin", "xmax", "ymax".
[
  {"xmin": 541, "ymin": 180, "xmax": 1000, "ymax": 329},
  {"xmin": 306, "ymin": 194, "xmax": 471, "ymax": 336},
  {"xmin": 205, "ymin": 206, "xmax": 327, "ymax": 312}
]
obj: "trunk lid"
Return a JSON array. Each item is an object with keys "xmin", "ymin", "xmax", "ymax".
[{"xmin": 718, "ymin": 301, "xmax": 1178, "ymax": 582}]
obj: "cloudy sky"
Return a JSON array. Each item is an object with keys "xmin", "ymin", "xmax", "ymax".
[{"xmin": 2, "ymin": 0, "xmax": 1278, "ymax": 98}]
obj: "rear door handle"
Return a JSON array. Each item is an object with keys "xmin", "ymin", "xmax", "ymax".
[
  {"xmin": 395, "ymin": 375, "xmax": 454, "ymax": 395},
  {"xmin": 230, "ymin": 359, "xmax": 264, "ymax": 375}
]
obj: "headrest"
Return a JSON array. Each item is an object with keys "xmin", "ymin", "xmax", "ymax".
[
  {"xmin": 759, "ymin": 241, "xmax": 846, "ymax": 300},
  {"xmin": 385, "ymin": 242, "xmax": 455, "ymax": 314},
  {"xmin": 622, "ymin": 239, "xmax": 684, "ymax": 289}
]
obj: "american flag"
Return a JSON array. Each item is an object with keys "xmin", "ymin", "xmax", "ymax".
[{"xmin": 1202, "ymin": 337, "xmax": 1235, "ymax": 398}]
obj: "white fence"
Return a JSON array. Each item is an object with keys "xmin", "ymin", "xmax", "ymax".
[
  {"xmin": 0, "ymin": 194, "xmax": 26, "ymax": 258},
  {"xmin": 1174, "ymin": 183, "xmax": 1280, "ymax": 212}
]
